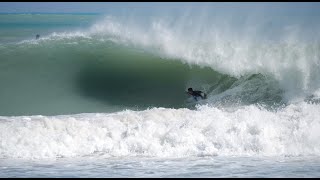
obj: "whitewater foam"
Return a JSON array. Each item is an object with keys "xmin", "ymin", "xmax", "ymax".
[{"xmin": 0, "ymin": 102, "xmax": 319, "ymax": 160}]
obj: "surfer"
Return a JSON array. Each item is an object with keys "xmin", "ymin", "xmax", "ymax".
[
  {"xmin": 36, "ymin": 34, "xmax": 40, "ymax": 39},
  {"xmin": 186, "ymin": 88, "xmax": 207, "ymax": 101}
]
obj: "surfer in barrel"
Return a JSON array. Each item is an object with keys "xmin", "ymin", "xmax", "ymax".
[{"xmin": 186, "ymin": 88, "xmax": 207, "ymax": 101}]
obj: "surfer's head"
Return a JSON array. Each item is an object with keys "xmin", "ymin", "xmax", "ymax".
[{"xmin": 187, "ymin": 88, "xmax": 193, "ymax": 93}]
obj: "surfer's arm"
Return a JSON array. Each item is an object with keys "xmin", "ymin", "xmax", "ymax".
[
  {"xmin": 193, "ymin": 91, "xmax": 204, "ymax": 98},
  {"xmin": 197, "ymin": 91, "xmax": 206, "ymax": 99}
]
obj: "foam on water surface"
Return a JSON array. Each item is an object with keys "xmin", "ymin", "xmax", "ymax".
[{"xmin": 0, "ymin": 102, "xmax": 319, "ymax": 159}]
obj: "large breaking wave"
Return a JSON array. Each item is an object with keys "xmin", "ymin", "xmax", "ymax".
[{"xmin": 0, "ymin": 11, "xmax": 320, "ymax": 159}]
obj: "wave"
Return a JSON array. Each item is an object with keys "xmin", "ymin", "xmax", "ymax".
[
  {"xmin": 1, "ymin": 11, "xmax": 320, "ymax": 160},
  {"xmin": 87, "ymin": 16, "xmax": 320, "ymax": 102},
  {"xmin": 0, "ymin": 32, "xmax": 289, "ymax": 116},
  {"xmin": 1, "ymin": 14, "xmax": 320, "ymax": 115},
  {"xmin": 13, "ymin": 14, "xmax": 320, "ymax": 103}
]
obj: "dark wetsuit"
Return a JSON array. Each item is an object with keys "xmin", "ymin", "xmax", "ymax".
[{"xmin": 189, "ymin": 90, "xmax": 206, "ymax": 101}]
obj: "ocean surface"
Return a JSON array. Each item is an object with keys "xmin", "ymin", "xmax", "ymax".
[{"xmin": 0, "ymin": 7, "xmax": 320, "ymax": 177}]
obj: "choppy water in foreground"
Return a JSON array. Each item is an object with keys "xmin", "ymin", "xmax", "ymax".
[{"xmin": 1, "ymin": 156, "xmax": 320, "ymax": 177}]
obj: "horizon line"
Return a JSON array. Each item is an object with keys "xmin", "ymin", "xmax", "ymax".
[{"xmin": 0, "ymin": 12, "xmax": 102, "ymax": 14}]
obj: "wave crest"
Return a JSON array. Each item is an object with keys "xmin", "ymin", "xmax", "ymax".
[{"xmin": 23, "ymin": 15, "xmax": 320, "ymax": 102}]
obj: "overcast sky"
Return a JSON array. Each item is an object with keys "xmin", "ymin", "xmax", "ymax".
[
  {"xmin": 0, "ymin": 2, "xmax": 320, "ymax": 14},
  {"xmin": 2, "ymin": 2, "xmax": 207, "ymax": 13}
]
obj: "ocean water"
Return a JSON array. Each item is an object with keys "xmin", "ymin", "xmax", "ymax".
[{"xmin": 0, "ymin": 5, "xmax": 320, "ymax": 177}]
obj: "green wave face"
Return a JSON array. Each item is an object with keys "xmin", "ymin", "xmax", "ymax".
[
  {"xmin": 0, "ymin": 38, "xmax": 224, "ymax": 115},
  {"xmin": 0, "ymin": 37, "xmax": 285, "ymax": 116}
]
